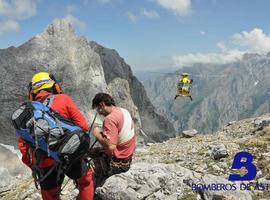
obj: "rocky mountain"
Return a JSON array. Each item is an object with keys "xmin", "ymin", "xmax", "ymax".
[
  {"xmin": 142, "ymin": 54, "xmax": 270, "ymax": 134},
  {"xmin": 0, "ymin": 19, "xmax": 175, "ymax": 146},
  {"xmin": 2, "ymin": 112, "xmax": 270, "ymax": 199}
]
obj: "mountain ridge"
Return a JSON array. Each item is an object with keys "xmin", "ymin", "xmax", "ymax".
[
  {"xmin": 0, "ymin": 18, "xmax": 175, "ymax": 145},
  {"xmin": 142, "ymin": 53, "xmax": 270, "ymax": 133}
]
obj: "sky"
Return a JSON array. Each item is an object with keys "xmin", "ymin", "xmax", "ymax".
[{"xmin": 1, "ymin": 0, "xmax": 270, "ymax": 71}]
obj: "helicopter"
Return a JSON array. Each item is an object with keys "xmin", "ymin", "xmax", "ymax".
[
  {"xmin": 143, "ymin": 68, "xmax": 235, "ymax": 102},
  {"xmin": 173, "ymin": 72, "xmax": 230, "ymax": 101},
  {"xmin": 142, "ymin": 70, "xmax": 194, "ymax": 101},
  {"xmin": 174, "ymin": 72, "xmax": 193, "ymax": 101}
]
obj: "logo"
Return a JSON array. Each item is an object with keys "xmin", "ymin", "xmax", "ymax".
[
  {"xmin": 228, "ymin": 151, "xmax": 257, "ymax": 181},
  {"xmin": 191, "ymin": 151, "xmax": 269, "ymax": 192},
  {"xmin": 191, "ymin": 151, "xmax": 270, "ymax": 191}
]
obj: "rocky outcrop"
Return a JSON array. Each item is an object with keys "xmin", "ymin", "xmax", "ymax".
[
  {"xmin": 0, "ymin": 19, "xmax": 106, "ymax": 145},
  {"xmin": 95, "ymin": 162, "xmax": 252, "ymax": 200},
  {"xmin": 208, "ymin": 143, "xmax": 228, "ymax": 160},
  {"xmin": 182, "ymin": 129, "xmax": 198, "ymax": 138},
  {"xmin": 133, "ymin": 113, "xmax": 270, "ymax": 199},
  {"xmin": 3, "ymin": 113, "xmax": 270, "ymax": 199},
  {"xmin": 201, "ymin": 174, "xmax": 252, "ymax": 200},
  {"xmin": 254, "ymin": 115, "xmax": 270, "ymax": 127},
  {"xmin": 0, "ymin": 145, "xmax": 30, "ymax": 197},
  {"xmin": 0, "ymin": 19, "xmax": 174, "ymax": 145},
  {"xmin": 95, "ymin": 163, "xmax": 200, "ymax": 200},
  {"xmin": 0, "ymin": 145, "xmax": 29, "ymax": 177}
]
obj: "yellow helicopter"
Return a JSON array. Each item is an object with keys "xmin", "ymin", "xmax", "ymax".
[
  {"xmin": 146, "ymin": 69, "xmax": 233, "ymax": 101},
  {"xmin": 174, "ymin": 72, "xmax": 193, "ymax": 101}
]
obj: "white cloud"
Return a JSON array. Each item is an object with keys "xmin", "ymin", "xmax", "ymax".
[
  {"xmin": 173, "ymin": 41, "xmax": 243, "ymax": 66},
  {"xmin": 172, "ymin": 48, "xmax": 244, "ymax": 66},
  {"xmin": 64, "ymin": 15, "xmax": 86, "ymax": 29},
  {"xmin": 217, "ymin": 42, "xmax": 226, "ymax": 51},
  {"xmin": 127, "ymin": 11, "xmax": 138, "ymax": 22},
  {"xmin": 0, "ymin": 0, "xmax": 37, "ymax": 20},
  {"xmin": 0, "ymin": 19, "xmax": 19, "ymax": 34},
  {"xmin": 200, "ymin": 30, "xmax": 205, "ymax": 35},
  {"xmin": 0, "ymin": 0, "xmax": 38, "ymax": 34},
  {"xmin": 154, "ymin": 0, "xmax": 192, "ymax": 16},
  {"xmin": 141, "ymin": 8, "xmax": 160, "ymax": 18},
  {"xmin": 172, "ymin": 27, "xmax": 270, "ymax": 66},
  {"xmin": 127, "ymin": 9, "xmax": 159, "ymax": 22},
  {"xmin": 233, "ymin": 28, "xmax": 270, "ymax": 54}
]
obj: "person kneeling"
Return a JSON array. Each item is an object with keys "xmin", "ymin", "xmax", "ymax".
[{"xmin": 90, "ymin": 93, "xmax": 136, "ymax": 187}]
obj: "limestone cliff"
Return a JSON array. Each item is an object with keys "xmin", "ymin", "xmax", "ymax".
[{"xmin": 0, "ymin": 19, "xmax": 175, "ymax": 145}]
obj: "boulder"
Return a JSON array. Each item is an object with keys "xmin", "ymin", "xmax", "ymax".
[
  {"xmin": 0, "ymin": 145, "xmax": 30, "ymax": 177},
  {"xmin": 0, "ymin": 167, "xmax": 13, "ymax": 192},
  {"xmin": 209, "ymin": 143, "xmax": 228, "ymax": 160},
  {"xmin": 182, "ymin": 129, "xmax": 198, "ymax": 138},
  {"xmin": 95, "ymin": 162, "xmax": 200, "ymax": 200},
  {"xmin": 254, "ymin": 115, "xmax": 270, "ymax": 127},
  {"xmin": 202, "ymin": 174, "xmax": 252, "ymax": 200}
]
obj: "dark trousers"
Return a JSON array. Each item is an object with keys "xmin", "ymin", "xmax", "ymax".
[
  {"xmin": 37, "ymin": 160, "xmax": 88, "ymax": 190},
  {"xmin": 89, "ymin": 148, "xmax": 132, "ymax": 188},
  {"xmin": 37, "ymin": 160, "xmax": 94, "ymax": 200}
]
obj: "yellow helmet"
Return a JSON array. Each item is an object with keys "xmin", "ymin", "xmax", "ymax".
[{"xmin": 31, "ymin": 72, "xmax": 55, "ymax": 94}]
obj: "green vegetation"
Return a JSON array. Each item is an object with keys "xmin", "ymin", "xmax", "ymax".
[{"xmin": 180, "ymin": 189, "xmax": 198, "ymax": 200}]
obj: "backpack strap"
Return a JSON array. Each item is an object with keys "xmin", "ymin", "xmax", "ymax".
[
  {"xmin": 42, "ymin": 94, "xmax": 65, "ymax": 143},
  {"xmin": 42, "ymin": 94, "xmax": 55, "ymax": 108},
  {"xmin": 38, "ymin": 164, "xmax": 58, "ymax": 183},
  {"xmin": 41, "ymin": 94, "xmax": 64, "ymax": 152},
  {"xmin": 39, "ymin": 94, "xmax": 51, "ymax": 103},
  {"xmin": 31, "ymin": 150, "xmax": 45, "ymax": 189},
  {"xmin": 33, "ymin": 163, "xmax": 59, "ymax": 189},
  {"xmin": 33, "ymin": 120, "xmax": 39, "ymax": 150}
]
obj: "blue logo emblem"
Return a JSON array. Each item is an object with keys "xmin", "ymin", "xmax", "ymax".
[{"xmin": 228, "ymin": 151, "xmax": 257, "ymax": 181}]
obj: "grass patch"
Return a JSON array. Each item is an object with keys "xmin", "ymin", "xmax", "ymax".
[
  {"xmin": 245, "ymin": 139, "xmax": 268, "ymax": 148},
  {"xmin": 180, "ymin": 189, "xmax": 198, "ymax": 200}
]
